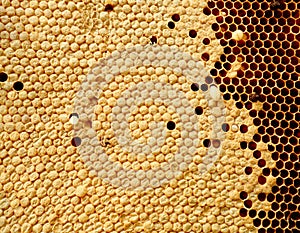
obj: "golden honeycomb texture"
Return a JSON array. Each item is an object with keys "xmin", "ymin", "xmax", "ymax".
[{"xmin": 0, "ymin": 0, "xmax": 298, "ymax": 233}]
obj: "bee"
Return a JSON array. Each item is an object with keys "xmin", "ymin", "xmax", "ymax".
[{"xmin": 270, "ymin": 0, "xmax": 283, "ymax": 10}]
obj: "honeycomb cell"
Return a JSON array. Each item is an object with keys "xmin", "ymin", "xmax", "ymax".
[
  {"xmin": 171, "ymin": 14, "xmax": 180, "ymax": 22},
  {"xmin": 71, "ymin": 137, "xmax": 82, "ymax": 147},
  {"xmin": 188, "ymin": 30, "xmax": 197, "ymax": 38},
  {"xmin": 167, "ymin": 121, "xmax": 176, "ymax": 130},
  {"xmin": 0, "ymin": 72, "xmax": 8, "ymax": 82},
  {"xmin": 245, "ymin": 167, "xmax": 253, "ymax": 175},
  {"xmin": 168, "ymin": 21, "xmax": 175, "ymax": 29},
  {"xmin": 13, "ymin": 81, "xmax": 24, "ymax": 91}
]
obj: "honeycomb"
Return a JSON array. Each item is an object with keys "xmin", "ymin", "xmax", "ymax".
[{"xmin": 0, "ymin": 0, "xmax": 299, "ymax": 233}]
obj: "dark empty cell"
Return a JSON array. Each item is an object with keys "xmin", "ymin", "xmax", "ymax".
[
  {"xmin": 150, "ymin": 36, "xmax": 157, "ymax": 44},
  {"xmin": 227, "ymin": 85, "xmax": 235, "ymax": 93},
  {"xmin": 240, "ymin": 192, "xmax": 248, "ymax": 200},
  {"xmin": 280, "ymin": 170, "xmax": 288, "ymax": 178},
  {"xmin": 268, "ymin": 211, "xmax": 275, "ymax": 220},
  {"xmin": 289, "ymin": 186, "xmax": 297, "ymax": 195},
  {"xmin": 245, "ymin": 167, "xmax": 252, "ymax": 175},
  {"xmin": 248, "ymin": 141, "xmax": 257, "ymax": 150},
  {"xmin": 254, "ymin": 219, "xmax": 261, "ymax": 227},
  {"xmin": 292, "ymin": 196, "xmax": 300, "ymax": 205},
  {"xmin": 262, "ymin": 119, "xmax": 269, "ymax": 127},
  {"xmin": 276, "ymin": 211, "xmax": 284, "ymax": 220},
  {"xmin": 290, "ymin": 153, "xmax": 298, "ymax": 162},
  {"xmin": 276, "ymin": 194, "xmax": 284, "ymax": 202},
  {"xmin": 271, "ymin": 103, "xmax": 279, "ymax": 111},
  {"xmin": 244, "ymin": 200, "xmax": 252, "ymax": 208},
  {"xmin": 216, "ymin": 16, "xmax": 223, "ymax": 23},
  {"xmin": 222, "ymin": 123, "xmax": 229, "ymax": 132},
  {"xmin": 168, "ymin": 21, "xmax": 175, "ymax": 29},
  {"xmin": 253, "ymin": 118, "xmax": 261, "ymax": 126},
  {"xmin": 203, "ymin": 7, "xmax": 211, "ymax": 15},
  {"xmin": 258, "ymin": 176, "xmax": 266, "ymax": 185},
  {"xmin": 287, "ymin": 18, "xmax": 295, "ymax": 26},
  {"xmin": 223, "ymin": 93, "xmax": 230, "ymax": 100},
  {"xmin": 104, "ymin": 4, "xmax": 114, "ymax": 11},
  {"xmin": 236, "ymin": 102, "xmax": 243, "ymax": 109},
  {"xmin": 211, "ymin": 23, "xmax": 219, "ymax": 31},
  {"xmin": 278, "ymin": 33, "xmax": 285, "ymax": 41},
  {"xmin": 167, "ymin": 121, "xmax": 176, "ymax": 130},
  {"xmin": 71, "ymin": 137, "xmax": 81, "ymax": 147},
  {"xmin": 202, "ymin": 38, "xmax": 210, "ymax": 45},
  {"xmin": 189, "ymin": 30, "xmax": 197, "ymax": 38},
  {"xmin": 271, "ymin": 219, "xmax": 279, "ymax": 228},
  {"xmin": 258, "ymin": 193, "xmax": 266, "ymax": 202},
  {"xmin": 272, "ymin": 169, "xmax": 279, "ymax": 177},
  {"xmin": 215, "ymin": 32, "xmax": 223, "ymax": 39},
  {"xmin": 289, "ymin": 136, "xmax": 297, "ymax": 145},
  {"xmin": 262, "ymin": 219, "xmax": 271, "ymax": 228},
  {"xmin": 210, "ymin": 69, "xmax": 217, "ymax": 76},
  {"xmin": 271, "ymin": 135, "xmax": 279, "ymax": 144},
  {"xmin": 258, "ymin": 126, "xmax": 265, "ymax": 134},
  {"xmin": 194, "ymin": 106, "xmax": 203, "ymax": 115},
  {"xmin": 290, "ymin": 88, "xmax": 298, "ymax": 97},
  {"xmin": 285, "ymin": 162, "xmax": 293, "ymax": 170},
  {"xmin": 229, "ymin": 24, "xmax": 237, "ymax": 31},
  {"xmin": 191, "ymin": 83, "xmax": 199, "ymax": 91},
  {"xmin": 240, "ymin": 124, "xmax": 248, "ymax": 133},
  {"xmin": 280, "ymin": 153, "xmax": 288, "ymax": 161},
  {"xmin": 225, "ymin": 16, "xmax": 233, "ymax": 24},
  {"xmin": 253, "ymin": 134, "xmax": 261, "ymax": 142},
  {"xmin": 276, "ymin": 96, "xmax": 284, "ymax": 104},
  {"xmin": 262, "ymin": 135, "xmax": 270, "ymax": 143},
  {"xmin": 245, "ymin": 101, "xmax": 252, "ymax": 110},
  {"xmin": 249, "ymin": 109, "xmax": 257, "ymax": 117},
  {"xmin": 216, "ymin": 1, "xmax": 224, "ymax": 8},
  {"xmin": 262, "ymin": 168, "xmax": 270, "ymax": 176},
  {"xmin": 291, "ymin": 41, "xmax": 300, "ymax": 50},
  {"xmin": 13, "ymin": 81, "xmax": 24, "ymax": 91},
  {"xmin": 288, "ymin": 203, "xmax": 297, "ymax": 211},
  {"xmin": 258, "ymin": 210, "xmax": 266, "ymax": 219},
  {"xmin": 278, "ymin": 18, "xmax": 286, "ymax": 26},
  {"xmin": 287, "ymin": 33, "xmax": 295, "ymax": 42},
  {"xmin": 266, "ymin": 127, "xmax": 274, "ymax": 135},
  {"xmin": 267, "ymin": 193, "xmax": 275, "ymax": 202},
  {"xmin": 201, "ymin": 53, "xmax": 210, "ymax": 61},
  {"xmin": 276, "ymin": 112, "xmax": 284, "ymax": 120},
  {"xmin": 285, "ymin": 96, "xmax": 293, "ymax": 104},
  {"xmin": 280, "ymin": 186, "xmax": 288, "ymax": 195},
  {"xmin": 241, "ymin": 94, "xmax": 248, "ymax": 102},
  {"xmin": 280, "ymin": 203, "xmax": 287, "ymax": 212},
  {"xmin": 289, "ymin": 170, "xmax": 298, "ymax": 178},
  {"xmin": 243, "ymin": 1, "xmax": 251, "ymax": 9},
  {"xmin": 0, "ymin": 72, "xmax": 8, "ymax": 82},
  {"xmin": 284, "ymin": 177, "xmax": 293, "ymax": 186},
  {"xmin": 271, "ymin": 202, "xmax": 279, "ymax": 211},
  {"xmin": 240, "ymin": 141, "xmax": 247, "ymax": 149},
  {"xmin": 171, "ymin": 14, "xmax": 180, "ymax": 22},
  {"xmin": 258, "ymin": 159, "xmax": 266, "ymax": 168},
  {"xmin": 268, "ymin": 144, "xmax": 274, "ymax": 152},
  {"xmin": 264, "ymin": 25, "xmax": 272, "ymax": 33},
  {"xmin": 253, "ymin": 150, "xmax": 261, "ymax": 159},
  {"xmin": 282, "ymin": 25, "xmax": 290, "ymax": 33},
  {"xmin": 203, "ymin": 139, "xmax": 211, "ymax": 147},
  {"xmin": 200, "ymin": 84, "xmax": 208, "ymax": 91},
  {"xmin": 239, "ymin": 208, "xmax": 247, "ymax": 217},
  {"xmin": 292, "ymin": 26, "xmax": 300, "ymax": 34},
  {"xmin": 280, "ymin": 219, "xmax": 288, "ymax": 228}
]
